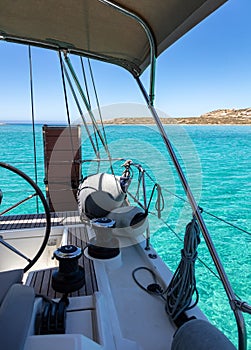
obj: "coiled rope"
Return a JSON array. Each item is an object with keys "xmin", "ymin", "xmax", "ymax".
[
  {"xmin": 165, "ymin": 217, "xmax": 200, "ymax": 321},
  {"xmin": 131, "ymin": 216, "xmax": 201, "ymax": 324}
]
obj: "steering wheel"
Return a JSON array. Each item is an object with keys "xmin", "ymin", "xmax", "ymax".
[{"xmin": 0, "ymin": 162, "xmax": 51, "ymax": 272}]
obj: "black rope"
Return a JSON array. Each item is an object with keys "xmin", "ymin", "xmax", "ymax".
[
  {"xmin": 147, "ymin": 184, "xmax": 157, "ymax": 211},
  {"xmin": 155, "ymin": 184, "xmax": 164, "ymax": 218},
  {"xmin": 147, "ymin": 184, "xmax": 164, "ymax": 218},
  {"xmin": 132, "ymin": 266, "xmax": 167, "ymax": 301},
  {"xmin": 165, "ymin": 217, "xmax": 200, "ymax": 321},
  {"xmin": 135, "ymin": 170, "xmax": 142, "ymax": 201},
  {"xmin": 124, "ymin": 190, "xmax": 146, "ymax": 211},
  {"xmin": 131, "ymin": 218, "xmax": 202, "ymax": 322},
  {"xmin": 28, "ymin": 45, "xmax": 39, "ymax": 213},
  {"xmin": 148, "ymin": 210, "xmax": 246, "ymax": 302}
]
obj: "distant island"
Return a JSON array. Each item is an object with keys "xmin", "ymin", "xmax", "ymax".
[{"xmin": 100, "ymin": 108, "xmax": 251, "ymax": 125}]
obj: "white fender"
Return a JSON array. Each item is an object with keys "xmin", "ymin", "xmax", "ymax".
[
  {"xmin": 78, "ymin": 173, "xmax": 126, "ymax": 220},
  {"xmin": 107, "ymin": 206, "xmax": 148, "ymax": 238}
]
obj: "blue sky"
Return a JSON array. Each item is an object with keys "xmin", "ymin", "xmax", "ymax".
[{"xmin": 0, "ymin": 0, "xmax": 250, "ymax": 122}]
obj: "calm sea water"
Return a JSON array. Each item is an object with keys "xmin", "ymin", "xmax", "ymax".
[{"xmin": 0, "ymin": 123, "xmax": 251, "ymax": 347}]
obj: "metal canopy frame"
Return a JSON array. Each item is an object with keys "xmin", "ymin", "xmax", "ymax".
[{"xmin": 99, "ymin": 0, "xmax": 157, "ymax": 105}]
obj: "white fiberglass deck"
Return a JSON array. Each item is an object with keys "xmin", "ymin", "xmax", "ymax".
[
  {"xmin": 0, "ymin": 211, "xmax": 206, "ymax": 350},
  {"xmin": 92, "ymin": 241, "xmax": 177, "ymax": 349}
]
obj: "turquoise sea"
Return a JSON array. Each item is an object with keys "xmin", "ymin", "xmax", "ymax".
[{"xmin": 0, "ymin": 123, "xmax": 251, "ymax": 348}]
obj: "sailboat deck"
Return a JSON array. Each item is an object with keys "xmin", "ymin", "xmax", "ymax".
[
  {"xmin": 27, "ymin": 226, "xmax": 98, "ymax": 298},
  {"xmin": 0, "ymin": 211, "xmax": 98, "ymax": 297},
  {"xmin": 0, "ymin": 211, "xmax": 80, "ymax": 230}
]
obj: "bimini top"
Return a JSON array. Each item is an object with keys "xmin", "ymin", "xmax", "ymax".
[{"xmin": 0, "ymin": 0, "xmax": 227, "ymax": 76}]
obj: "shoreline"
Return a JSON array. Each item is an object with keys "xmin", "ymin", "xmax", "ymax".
[
  {"xmin": 1, "ymin": 121, "xmax": 251, "ymax": 126},
  {"xmin": 2, "ymin": 108, "xmax": 251, "ymax": 126},
  {"xmin": 100, "ymin": 122, "xmax": 251, "ymax": 126},
  {"xmin": 100, "ymin": 118, "xmax": 251, "ymax": 126},
  {"xmin": 100, "ymin": 108, "xmax": 251, "ymax": 125}
]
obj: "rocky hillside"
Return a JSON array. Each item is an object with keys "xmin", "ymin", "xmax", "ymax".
[
  {"xmin": 195, "ymin": 108, "xmax": 251, "ymax": 124},
  {"xmin": 101, "ymin": 108, "xmax": 251, "ymax": 125}
]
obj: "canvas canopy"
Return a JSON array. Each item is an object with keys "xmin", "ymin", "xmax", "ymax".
[{"xmin": 0, "ymin": 0, "xmax": 227, "ymax": 76}]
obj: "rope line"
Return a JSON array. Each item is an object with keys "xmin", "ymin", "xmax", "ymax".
[
  {"xmin": 28, "ymin": 45, "xmax": 39, "ymax": 213},
  {"xmin": 165, "ymin": 217, "xmax": 200, "ymax": 321},
  {"xmin": 132, "ymin": 267, "xmax": 167, "ymax": 301}
]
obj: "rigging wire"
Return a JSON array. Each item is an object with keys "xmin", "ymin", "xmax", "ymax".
[
  {"xmin": 63, "ymin": 53, "xmax": 114, "ymax": 174},
  {"xmin": 87, "ymin": 58, "xmax": 110, "ymax": 158},
  {"xmin": 58, "ymin": 51, "xmax": 79, "ymax": 187},
  {"xmin": 80, "ymin": 57, "xmax": 91, "ymax": 107},
  {"xmin": 122, "ymin": 161, "xmax": 251, "ymax": 239},
  {"xmin": 80, "ymin": 57, "xmax": 100, "ymax": 168},
  {"xmin": 122, "ymin": 162, "xmax": 250, "ymax": 239},
  {"xmin": 161, "ymin": 186, "xmax": 251, "ymax": 237},
  {"xmin": 0, "ymin": 193, "xmax": 38, "ymax": 216},
  {"xmin": 149, "ymin": 210, "xmax": 243, "ymax": 301},
  {"xmin": 199, "ymin": 207, "xmax": 251, "ymax": 237},
  {"xmin": 138, "ymin": 167, "xmax": 251, "ymax": 237},
  {"xmin": 28, "ymin": 45, "xmax": 39, "ymax": 213},
  {"xmin": 61, "ymin": 59, "xmax": 100, "ymax": 159}
]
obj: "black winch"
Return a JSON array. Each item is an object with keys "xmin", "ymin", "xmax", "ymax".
[
  {"xmin": 52, "ymin": 245, "xmax": 85, "ymax": 296},
  {"xmin": 88, "ymin": 217, "xmax": 120, "ymax": 259},
  {"xmin": 36, "ymin": 245, "xmax": 85, "ymax": 335}
]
